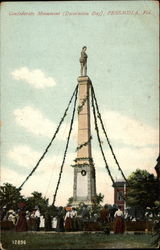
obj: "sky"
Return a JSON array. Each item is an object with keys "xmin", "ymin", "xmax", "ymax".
[{"xmin": 1, "ymin": 1, "xmax": 159, "ymax": 207}]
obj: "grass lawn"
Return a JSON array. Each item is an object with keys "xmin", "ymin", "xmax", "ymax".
[{"xmin": 1, "ymin": 231, "xmax": 155, "ymax": 249}]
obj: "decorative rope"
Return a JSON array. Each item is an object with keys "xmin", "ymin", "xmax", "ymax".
[
  {"xmin": 18, "ymin": 84, "xmax": 78, "ymax": 190},
  {"xmin": 76, "ymin": 136, "xmax": 92, "ymax": 152},
  {"xmin": 90, "ymin": 82, "xmax": 129, "ymax": 186},
  {"xmin": 91, "ymin": 85, "xmax": 126, "ymax": 201},
  {"xmin": 52, "ymin": 86, "xmax": 78, "ymax": 206},
  {"xmin": 74, "ymin": 157, "xmax": 93, "ymax": 162},
  {"xmin": 71, "ymin": 163, "xmax": 94, "ymax": 168},
  {"xmin": 91, "ymin": 88, "xmax": 115, "ymax": 185},
  {"xmin": 77, "ymin": 94, "xmax": 88, "ymax": 114}
]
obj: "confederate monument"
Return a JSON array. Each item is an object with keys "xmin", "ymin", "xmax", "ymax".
[{"xmin": 72, "ymin": 47, "xmax": 97, "ymax": 206}]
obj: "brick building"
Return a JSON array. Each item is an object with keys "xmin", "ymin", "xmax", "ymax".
[{"xmin": 113, "ymin": 180, "xmax": 128, "ymax": 212}]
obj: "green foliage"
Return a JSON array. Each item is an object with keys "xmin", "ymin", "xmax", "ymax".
[
  {"xmin": 67, "ymin": 196, "xmax": 73, "ymax": 205},
  {"xmin": 25, "ymin": 191, "xmax": 48, "ymax": 214},
  {"xmin": 46, "ymin": 205, "xmax": 57, "ymax": 217},
  {"xmin": 77, "ymin": 95, "xmax": 88, "ymax": 114},
  {"xmin": 94, "ymin": 193, "xmax": 104, "ymax": 205},
  {"xmin": 127, "ymin": 169, "xmax": 158, "ymax": 209},
  {"xmin": 0, "ymin": 183, "xmax": 24, "ymax": 210},
  {"xmin": 91, "ymin": 193, "xmax": 104, "ymax": 214}
]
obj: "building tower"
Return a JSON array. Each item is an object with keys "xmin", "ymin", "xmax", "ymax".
[{"xmin": 72, "ymin": 76, "xmax": 96, "ymax": 206}]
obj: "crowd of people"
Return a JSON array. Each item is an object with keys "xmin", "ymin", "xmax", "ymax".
[{"xmin": 1, "ymin": 203, "xmax": 127, "ymax": 234}]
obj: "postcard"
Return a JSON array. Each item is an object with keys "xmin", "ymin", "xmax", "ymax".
[{"xmin": 1, "ymin": 1, "xmax": 159, "ymax": 249}]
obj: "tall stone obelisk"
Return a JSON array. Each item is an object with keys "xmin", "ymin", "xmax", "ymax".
[{"xmin": 72, "ymin": 47, "xmax": 96, "ymax": 206}]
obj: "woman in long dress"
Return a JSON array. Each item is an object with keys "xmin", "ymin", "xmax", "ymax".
[
  {"xmin": 114, "ymin": 206, "xmax": 125, "ymax": 234},
  {"xmin": 56, "ymin": 206, "xmax": 65, "ymax": 232},
  {"xmin": 64, "ymin": 208, "xmax": 73, "ymax": 232},
  {"xmin": 16, "ymin": 209, "xmax": 28, "ymax": 232}
]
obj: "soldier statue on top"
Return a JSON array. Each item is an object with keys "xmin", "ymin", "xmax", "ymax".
[{"xmin": 79, "ymin": 46, "xmax": 88, "ymax": 76}]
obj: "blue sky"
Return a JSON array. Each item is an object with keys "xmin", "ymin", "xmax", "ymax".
[{"xmin": 1, "ymin": 1, "xmax": 159, "ymax": 206}]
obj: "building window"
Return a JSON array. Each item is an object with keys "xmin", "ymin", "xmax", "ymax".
[{"xmin": 117, "ymin": 191, "xmax": 123, "ymax": 201}]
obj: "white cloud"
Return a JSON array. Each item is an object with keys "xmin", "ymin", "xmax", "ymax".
[
  {"xmin": 3, "ymin": 145, "xmax": 77, "ymax": 205},
  {"xmin": 13, "ymin": 106, "xmax": 78, "ymax": 141},
  {"xmin": 92, "ymin": 146, "xmax": 158, "ymax": 178},
  {"xmin": 7, "ymin": 144, "xmax": 76, "ymax": 172},
  {"xmin": 1, "ymin": 166, "xmax": 24, "ymax": 187},
  {"xmin": 11, "ymin": 67, "xmax": 56, "ymax": 89},
  {"xmin": 14, "ymin": 105, "xmax": 158, "ymax": 147},
  {"xmin": 8, "ymin": 145, "xmax": 41, "ymax": 168},
  {"xmin": 14, "ymin": 106, "xmax": 56, "ymax": 137},
  {"xmin": 99, "ymin": 110, "xmax": 158, "ymax": 147}
]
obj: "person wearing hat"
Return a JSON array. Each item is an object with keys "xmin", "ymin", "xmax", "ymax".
[{"xmin": 8, "ymin": 210, "xmax": 16, "ymax": 225}]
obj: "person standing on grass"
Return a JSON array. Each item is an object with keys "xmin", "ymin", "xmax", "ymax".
[
  {"xmin": 114, "ymin": 206, "xmax": 125, "ymax": 234},
  {"xmin": 64, "ymin": 207, "xmax": 73, "ymax": 232},
  {"xmin": 35, "ymin": 207, "xmax": 41, "ymax": 231},
  {"xmin": 100, "ymin": 204, "xmax": 109, "ymax": 224},
  {"xmin": 56, "ymin": 206, "xmax": 65, "ymax": 232},
  {"xmin": 99, "ymin": 204, "xmax": 110, "ymax": 234},
  {"xmin": 29, "ymin": 210, "xmax": 36, "ymax": 231},
  {"xmin": 44, "ymin": 210, "xmax": 52, "ymax": 231},
  {"xmin": 16, "ymin": 208, "xmax": 28, "ymax": 232},
  {"xmin": 72, "ymin": 207, "xmax": 78, "ymax": 231}
]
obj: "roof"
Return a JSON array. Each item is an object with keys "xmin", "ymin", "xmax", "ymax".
[{"xmin": 112, "ymin": 181, "xmax": 128, "ymax": 187}]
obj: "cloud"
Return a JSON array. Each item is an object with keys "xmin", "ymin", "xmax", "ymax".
[
  {"xmin": 1, "ymin": 166, "xmax": 24, "ymax": 187},
  {"xmin": 92, "ymin": 146, "xmax": 158, "ymax": 178},
  {"xmin": 98, "ymin": 110, "xmax": 158, "ymax": 147},
  {"xmin": 14, "ymin": 105, "xmax": 158, "ymax": 147},
  {"xmin": 3, "ymin": 145, "xmax": 77, "ymax": 205},
  {"xmin": 7, "ymin": 144, "xmax": 76, "ymax": 171},
  {"xmin": 13, "ymin": 106, "xmax": 78, "ymax": 141},
  {"xmin": 11, "ymin": 67, "xmax": 56, "ymax": 89},
  {"xmin": 14, "ymin": 106, "xmax": 56, "ymax": 137},
  {"xmin": 8, "ymin": 145, "xmax": 41, "ymax": 168}
]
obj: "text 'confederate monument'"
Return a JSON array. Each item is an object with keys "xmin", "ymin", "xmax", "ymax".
[{"xmin": 72, "ymin": 47, "xmax": 97, "ymax": 206}]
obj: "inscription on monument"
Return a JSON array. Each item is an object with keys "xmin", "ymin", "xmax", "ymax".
[{"xmin": 77, "ymin": 172, "xmax": 88, "ymax": 197}]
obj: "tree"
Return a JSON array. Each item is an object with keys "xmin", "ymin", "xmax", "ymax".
[
  {"xmin": 67, "ymin": 193, "xmax": 104, "ymax": 207},
  {"xmin": 126, "ymin": 169, "xmax": 159, "ymax": 210},
  {"xmin": 67, "ymin": 197, "xmax": 73, "ymax": 205},
  {"xmin": 0, "ymin": 183, "xmax": 24, "ymax": 211},
  {"xmin": 25, "ymin": 191, "xmax": 48, "ymax": 214},
  {"xmin": 91, "ymin": 193, "xmax": 104, "ymax": 214},
  {"xmin": 93, "ymin": 193, "xmax": 104, "ymax": 206}
]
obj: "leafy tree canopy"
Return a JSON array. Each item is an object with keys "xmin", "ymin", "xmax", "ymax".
[
  {"xmin": 126, "ymin": 169, "xmax": 158, "ymax": 209},
  {"xmin": 0, "ymin": 183, "xmax": 24, "ymax": 211},
  {"xmin": 25, "ymin": 191, "xmax": 49, "ymax": 214}
]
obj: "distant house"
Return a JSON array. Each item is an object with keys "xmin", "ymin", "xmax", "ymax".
[{"xmin": 112, "ymin": 179, "xmax": 128, "ymax": 212}]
